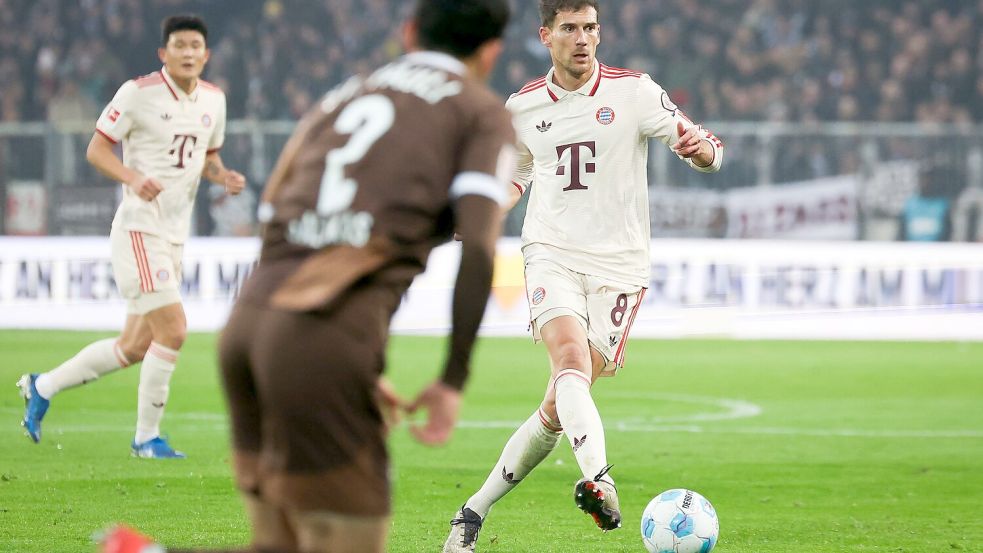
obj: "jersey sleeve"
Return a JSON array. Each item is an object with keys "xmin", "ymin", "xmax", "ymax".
[
  {"xmin": 638, "ymin": 75, "xmax": 723, "ymax": 173},
  {"xmin": 450, "ymin": 102, "xmax": 516, "ymax": 206},
  {"xmin": 208, "ymin": 93, "xmax": 227, "ymax": 153},
  {"xmin": 95, "ymin": 80, "xmax": 138, "ymax": 143},
  {"xmin": 510, "ymin": 136, "xmax": 533, "ymax": 196}
]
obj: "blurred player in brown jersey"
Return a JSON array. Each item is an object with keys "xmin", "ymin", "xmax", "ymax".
[{"xmin": 100, "ymin": 0, "xmax": 515, "ymax": 552}]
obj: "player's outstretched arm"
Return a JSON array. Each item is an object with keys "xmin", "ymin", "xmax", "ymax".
[
  {"xmin": 202, "ymin": 151, "xmax": 246, "ymax": 196},
  {"xmin": 672, "ymin": 121, "xmax": 722, "ymax": 172},
  {"xmin": 408, "ymin": 194, "xmax": 501, "ymax": 446},
  {"xmin": 86, "ymin": 132, "xmax": 162, "ymax": 201}
]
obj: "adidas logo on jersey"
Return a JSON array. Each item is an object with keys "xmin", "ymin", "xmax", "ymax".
[{"xmin": 536, "ymin": 120, "xmax": 552, "ymax": 132}]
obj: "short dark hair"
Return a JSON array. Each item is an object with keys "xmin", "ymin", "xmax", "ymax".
[
  {"xmin": 161, "ymin": 14, "xmax": 208, "ymax": 47},
  {"xmin": 539, "ymin": 0, "xmax": 599, "ymax": 28},
  {"xmin": 415, "ymin": 0, "xmax": 511, "ymax": 58}
]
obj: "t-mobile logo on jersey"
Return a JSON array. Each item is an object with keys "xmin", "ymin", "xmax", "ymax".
[
  {"xmin": 555, "ymin": 141, "xmax": 595, "ymax": 191},
  {"xmin": 169, "ymin": 134, "xmax": 198, "ymax": 168}
]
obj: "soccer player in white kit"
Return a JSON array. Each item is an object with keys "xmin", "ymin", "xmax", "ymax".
[
  {"xmin": 444, "ymin": 1, "xmax": 723, "ymax": 550},
  {"xmin": 17, "ymin": 15, "xmax": 246, "ymax": 459}
]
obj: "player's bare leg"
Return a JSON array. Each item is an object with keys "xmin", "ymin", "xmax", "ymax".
[
  {"xmin": 242, "ymin": 494, "xmax": 299, "ymax": 552},
  {"xmin": 290, "ymin": 509, "xmax": 389, "ymax": 553}
]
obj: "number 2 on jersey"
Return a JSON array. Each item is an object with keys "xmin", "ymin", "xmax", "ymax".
[{"xmin": 317, "ymin": 94, "xmax": 394, "ymax": 214}]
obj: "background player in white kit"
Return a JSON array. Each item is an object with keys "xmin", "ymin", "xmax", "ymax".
[
  {"xmin": 17, "ymin": 15, "xmax": 246, "ymax": 459},
  {"xmin": 444, "ymin": 1, "xmax": 723, "ymax": 550}
]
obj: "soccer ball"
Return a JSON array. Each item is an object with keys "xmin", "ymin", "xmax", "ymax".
[{"xmin": 640, "ymin": 489, "xmax": 719, "ymax": 553}]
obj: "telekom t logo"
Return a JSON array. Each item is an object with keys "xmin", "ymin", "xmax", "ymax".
[
  {"xmin": 555, "ymin": 141, "xmax": 595, "ymax": 191},
  {"xmin": 169, "ymin": 134, "xmax": 198, "ymax": 168}
]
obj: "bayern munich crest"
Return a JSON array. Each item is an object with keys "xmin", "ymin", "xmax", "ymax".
[
  {"xmin": 157, "ymin": 269, "xmax": 169, "ymax": 282},
  {"xmin": 531, "ymin": 287, "xmax": 546, "ymax": 305},
  {"xmin": 201, "ymin": 114, "xmax": 212, "ymax": 127},
  {"xmin": 596, "ymin": 106, "xmax": 615, "ymax": 125}
]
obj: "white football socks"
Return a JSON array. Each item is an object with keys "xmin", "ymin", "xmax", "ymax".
[
  {"xmin": 554, "ymin": 368, "xmax": 613, "ymax": 485},
  {"xmin": 465, "ymin": 408, "xmax": 563, "ymax": 518},
  {"xmin": 134, "ymin": 342, "xmax": 179, "ymax": 444},
  {"xmin": 34, "ymin": 338, "xmax": 129, "ymax": 399}
]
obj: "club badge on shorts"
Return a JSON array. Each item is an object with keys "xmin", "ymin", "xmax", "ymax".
[
  {"xmin": 531, "ymin": 287, "xmax": 546, "ymax": 305},
  {"xmin": 157, "ymin": 269, "xmax": 170, "ymax": 282}
]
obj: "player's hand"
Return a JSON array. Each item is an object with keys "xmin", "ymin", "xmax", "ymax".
[
  {"xmin": 128, "ymin": 175, "xmax": 164, "ymax": 201},
  {"xmin": 375, "ymin": 377, "xmax": 407, "ymax": 436},
  {"xmin": 224, "ymin": 170, "xmax": 246, "ymax": 196},
  {"xmin": 406, "ymin": 381, "xmax": 461, "ymax": 446},
  {"xmin": 672, "ymin": 121, "xmax": 703, "ymax": 159}
]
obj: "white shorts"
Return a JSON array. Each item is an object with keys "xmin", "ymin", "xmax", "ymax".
[
  {"xmin": 524, "ymin": 250, "xmax": 646, "ymax": 376},
  {"xmin": 110, "ymin": 227, "xmax": 183, "ymax": 315}
]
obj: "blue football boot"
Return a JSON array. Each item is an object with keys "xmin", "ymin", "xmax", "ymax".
[
  {"xmin": 17, "ymin": 373, "xmax": 49, "ymax": 443},
  {"xmin": 131, "ymin": 436, "xmax": 186, "ymax": 459}
]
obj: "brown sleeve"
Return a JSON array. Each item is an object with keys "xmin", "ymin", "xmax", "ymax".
[
  {"xmin": 260, "ymin": 110, "xmax": 321, "ymax": 205},
  {"xmin": 456, "ymin": 96, "xmax": 516, "ymax": 178},
  {"xmin": 440, "ymin": 194, "xmax": 502, "ymax": 390}
]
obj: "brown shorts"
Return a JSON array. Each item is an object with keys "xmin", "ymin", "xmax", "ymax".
[{"xmin": 218, "ymin": 283, "xmax": 400, "ymax": 517}]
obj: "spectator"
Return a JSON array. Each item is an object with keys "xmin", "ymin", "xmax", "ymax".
[
  {"xmin": 1, "ymin": 0, "xmax": 981, "ymax": 124},
  {"xmin": 897, "ymin": 164, "xmax": 955, "ymax": 242}
]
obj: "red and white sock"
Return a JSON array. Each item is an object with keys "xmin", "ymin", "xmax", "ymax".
[
  {"xmin": 465, "ymin": 408, "xmax": 563, "ymax": 518},
  {"xmin": 134, "ymin": 342, "xmax": 178, "ymax": 444}
]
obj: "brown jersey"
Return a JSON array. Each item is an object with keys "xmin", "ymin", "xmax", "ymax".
[{"xmin": 240, "ymin": 51, "xmax": 515, "ymax": 312}]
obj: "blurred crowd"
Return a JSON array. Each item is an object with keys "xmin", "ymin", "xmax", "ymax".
[
  {"xmin": 1, "ymin": 0, "xmax": 981, "ymax": 124},
  {"xmin": 2, "ymin": 0, "xmax": 981, "ymax": 241}
]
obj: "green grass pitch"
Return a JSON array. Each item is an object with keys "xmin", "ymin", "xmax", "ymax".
[{"xmin": 1, "ymin": 330, "xmax": 981, "ymax": 552}]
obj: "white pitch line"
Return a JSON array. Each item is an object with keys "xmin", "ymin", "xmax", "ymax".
[
  {"xmin": 4, "ymin": 408, "xmax": 981, "ymax": 439},
  {"xmin": 455, "ymin": 420, "xmax": 983, "ymax": 438}
]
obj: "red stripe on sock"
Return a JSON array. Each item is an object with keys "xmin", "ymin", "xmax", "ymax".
[{"xmin": 113, "ymin": 341, "xmax": 130, "ymax": 367}]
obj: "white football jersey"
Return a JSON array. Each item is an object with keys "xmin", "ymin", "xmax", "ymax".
[
  {"xmin": 507, "ymin": 60, "xmax": 723, "ymax": 286},
  {"xmin": 96, "ymin": 67, "xmax": 226, "ymax": 244}
]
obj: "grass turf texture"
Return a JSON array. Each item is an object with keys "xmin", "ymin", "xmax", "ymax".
[{"xmin": 1, "ymin": 330, "xmax": 981, "ymax": 552}]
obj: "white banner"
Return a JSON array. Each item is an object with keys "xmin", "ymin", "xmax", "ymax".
[
  {"xmin": 725, "ymin": 176, "xmax": 858, "ymax": 239},
  {"xmin": 1, "ymin": 237, "xmax": 982, "ymax": 341}
]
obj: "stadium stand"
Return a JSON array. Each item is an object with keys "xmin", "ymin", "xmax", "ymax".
[{"xmin": 1, "ymin": 0, "xmax": 981, "ymax": 239}]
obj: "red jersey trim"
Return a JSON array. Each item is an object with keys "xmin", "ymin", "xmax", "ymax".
[
  {"xmin": 159, "ymin": 70, "xmax": 179, "ymax": 101},
  {"xmin": 198, "ymin": 79, "xmax": 221, "ymax": 92},
  {"xmin": 515, "ymin": 81, "xmax": 546, "ymax": 97},
  {"xmin": 206, "ymin": 147, "xmax": 222, "ymax": 155},
  {"xmin": 705, "ymin": 131, "xmax": 724, "ymax": 149},
  {"xmin": 600, "ymin": 65, "xmax": 641, "ymax": 76},
  {"xmin": 95, "ymin": 128, "xmax": 119, "ymax": 144},
  {"xmin": 516, "ymin": 77, "xmax": 546, "ymax": 94},
  {"xmin": 134, "ymin": 73, "xmax": 164, "ymax": 88},
  {"xmin": 511, "ymin": 181, "xmax": 525, "ymax": 194},
  {"xmin": 588, "ymin": 72, "xmax": 602, "ymax": 96},
  {"xmin": 547, "ymin": 87, "xmax": 559, "ymax": 102}
]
